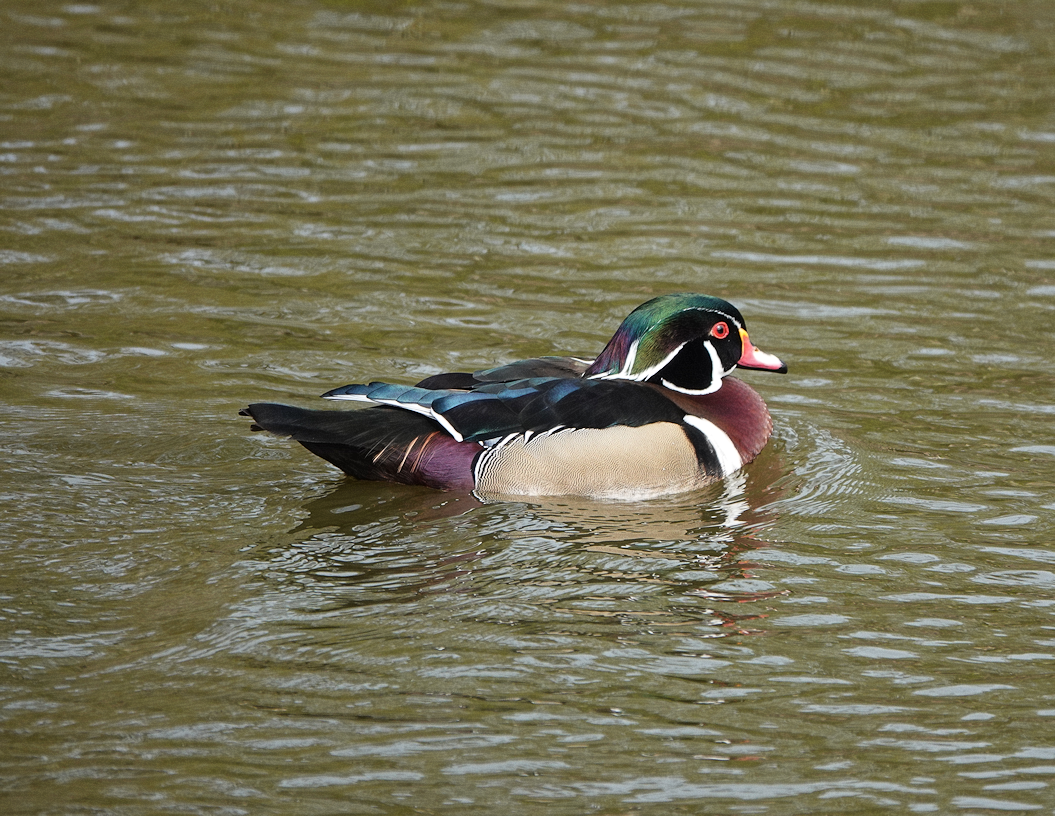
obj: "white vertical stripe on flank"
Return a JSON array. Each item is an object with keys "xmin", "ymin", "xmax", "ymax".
[{"xmin": 682, "ymin": 415, "xmax": 742, "ymax": 476}]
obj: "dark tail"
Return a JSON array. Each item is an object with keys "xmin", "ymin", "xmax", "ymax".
[{"xmin": 241, "ymin": 403, "xmax": 479, "ymax": 490}]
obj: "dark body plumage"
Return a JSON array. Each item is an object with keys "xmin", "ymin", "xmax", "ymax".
[
  {"xmin": 243, "ymin": 402, "xmax": 479, "ymax": 490},
  {"xmin": 242, "ymin": 294, "xmax": 787, "ymax": 499}
]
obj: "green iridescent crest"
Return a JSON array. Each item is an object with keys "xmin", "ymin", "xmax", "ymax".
[{"xmin": 584, "ymin": 294, "xmax": 746, "ymax": 383}]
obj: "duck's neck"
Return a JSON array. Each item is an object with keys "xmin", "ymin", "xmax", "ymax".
[{"xmin": 649, "ymin": 376, "xmax": 773, "ymax": 465}]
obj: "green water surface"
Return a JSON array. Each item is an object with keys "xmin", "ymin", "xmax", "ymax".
[{"xmin": 2, "ymin": 1, "xmax": 1054, "ymax": 813}]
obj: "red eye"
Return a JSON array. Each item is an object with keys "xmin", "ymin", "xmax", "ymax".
[{"xmin": 710, "ymin": 321, "xmax": 730, "ymax": 340}]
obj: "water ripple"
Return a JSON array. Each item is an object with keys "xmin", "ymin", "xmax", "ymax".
[{"xmin": 3, "ymin": 0, "xmax": 1055, "ymax": 813}]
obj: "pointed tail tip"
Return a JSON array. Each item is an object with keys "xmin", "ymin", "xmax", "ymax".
[{"xmin": 239, "ymin": 405, "xmax": 265, "ymax": 432}]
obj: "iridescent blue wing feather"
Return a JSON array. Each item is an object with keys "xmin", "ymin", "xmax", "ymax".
[
  {"xmin": 326, "ymin": 376, "xmax": 685, "ymax": 444},
  {"xmin": 323, "ymin": 382, "xmax": 448, "ymax": 406}
]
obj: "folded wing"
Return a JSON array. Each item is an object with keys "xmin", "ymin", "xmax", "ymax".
[{"xmin": 323, "ymin": 376, "xmax": 685, "ymax": 444}]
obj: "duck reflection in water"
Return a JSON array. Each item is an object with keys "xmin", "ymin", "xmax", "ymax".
[{"xmin": 270, "ymin": 445, "xmax": 789, "ymax": 635}]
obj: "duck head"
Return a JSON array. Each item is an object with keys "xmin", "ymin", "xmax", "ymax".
[{"xmin": 583, "ymin": 293, "xmax": 787, "ymax": 395}]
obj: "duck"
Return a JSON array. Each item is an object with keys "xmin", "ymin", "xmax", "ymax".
[{"xmin": 241, "ymin": 293, "xmax": 787, "ymax": 500}]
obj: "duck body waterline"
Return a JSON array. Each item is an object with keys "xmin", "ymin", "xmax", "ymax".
[{"xmin": 242, "ymin": 294, "xmax": 787, "ymax": 500}]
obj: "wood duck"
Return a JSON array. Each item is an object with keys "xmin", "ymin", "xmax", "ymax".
[{"xmin": 241, "ymin": 293, "xmax": 787, "ymax": 500}]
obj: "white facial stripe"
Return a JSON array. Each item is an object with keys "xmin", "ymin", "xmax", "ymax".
[
  {"xmin": 676, "ymin": 306, "xmax": 743, "ymax": 331},
  {"xmin": 587, "ymin": 338, "xmax": 640, "ymax": 380},
  {"xmin": 705, "ymin": 340, "xmax": 727, "ymax": 383},
  {"xmin": 683, "ymin": 415, "xmax": 742, "ymax": 476},
  {"xmin": 661, "ymin": 377, "xmax": 722, "ymax": 396},
  {"xmin": 708, "ymin": 308, "xmax": 743, "ymax": 332},
  {"xmin": 631, "ymin": 341, "xmax": 687, "ymax": 380},
  {"xmin": 588, "ymin": 305, "xmax": 745, "ymax": 383},
  {"xmin": 655, "ymin": 338, "xmax": 725, "ymax": 394},
  {"xmin": 620, "ymin": 337, "xmax": 640, "ymax": 377}
]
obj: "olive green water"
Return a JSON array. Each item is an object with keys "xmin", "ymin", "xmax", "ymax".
[{"xmin": 3, "ymin": 1, "xmax": 1055, "ymax": 813}]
